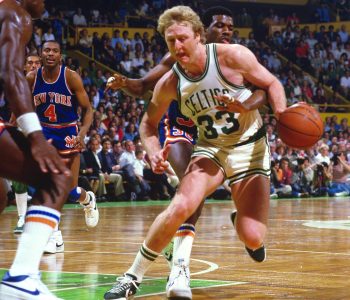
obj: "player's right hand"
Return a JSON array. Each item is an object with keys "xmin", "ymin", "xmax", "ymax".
[
  {"xmin": 28, "ymin": 131, "xmax": 70, "ymax": 176},
  {"xmin": 105, "ymin": 73, "xmax": 127, "ymax": 91},
  {"xmin": 150, "ymin": 145, "xmax": 171, "ymax": 174}
]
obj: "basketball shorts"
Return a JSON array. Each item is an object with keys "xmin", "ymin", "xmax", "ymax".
[
  {"xmin": 158, "ymin": 118, "xmax": 197, "ymax": 147},
  {"xmin": 42, "ymin": 123, "xmax": 79, "ymax": 155},
  {"xmin": 192, "ymin": 133, "xmax": 271, "ymax": 186}
]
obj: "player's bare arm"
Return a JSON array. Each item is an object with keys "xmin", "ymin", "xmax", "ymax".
[
  {"xmin": 66, "ymin": 69, "xmax": 93, "ymax": 149},
  {"xmin": 0, "ymin": 13, "xmax": 67, "ymax": 175},
  {"xmin": 140, "ymin": 71, "xmax": 177, "ymax": 173},
  {"xmin": 217, "ymin": 43, "xmax": 286, "ymax": 119},
  {"xmin": 106, "ymin": 52, "xmax": 175, "ymax": 98}
]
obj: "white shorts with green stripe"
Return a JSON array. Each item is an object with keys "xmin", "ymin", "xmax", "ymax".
[{"xmin": 192, "ymin": 135, "xmax": 270, "ymax": 186}]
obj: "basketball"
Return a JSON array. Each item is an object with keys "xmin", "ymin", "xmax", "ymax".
[{"xmin": 276, "ymin": 103, "xmax": 323, "ymax": 149}]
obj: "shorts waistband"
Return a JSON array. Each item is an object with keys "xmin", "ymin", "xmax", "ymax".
[{"xmin": 233, "ymin": 126, "xmax": 266, "ymax": 148}]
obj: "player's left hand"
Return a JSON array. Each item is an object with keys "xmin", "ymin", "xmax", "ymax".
[
  {"xmin": 150, "ymin": 145, "xmax": 171, "ymax": 174},
  {"xmin": 215, "ymin": 94, "xmax": 249, "ymax": 113}
]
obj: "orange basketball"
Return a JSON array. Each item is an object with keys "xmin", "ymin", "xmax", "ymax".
[{"xmin": 276, "ymin": 103, "xmax": 323, "ymax": 149}]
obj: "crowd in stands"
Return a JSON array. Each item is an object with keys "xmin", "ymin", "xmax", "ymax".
[{"xmin": 11, "ymin": 1, "xmax": 349, "ymax": 201}]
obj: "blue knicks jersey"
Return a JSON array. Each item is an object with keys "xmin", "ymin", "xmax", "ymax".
[{"xmin": 32, "ymin": 65, "xmax": 78, "ymax": 124}]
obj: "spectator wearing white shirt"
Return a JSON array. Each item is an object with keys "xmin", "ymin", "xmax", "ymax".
[
  {"xmin": 42, "ymin": 27, "xmax": 55, "ymax": 42},
  {"xmin": 73, "ymin": 8, "xmax": 87, "ymax": 26}
]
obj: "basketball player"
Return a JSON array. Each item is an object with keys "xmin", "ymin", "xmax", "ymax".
[
  {"xmin": 0, "ymin": 0, "xmax": 71, "ymax": 299},
  {"xmin": 105, "ymin": 6, "xmax": 268, "ymax": 299},
  {"xmin": 26, "ymin": 40, "xmax": 97, "ymax": 253},
  {"xmin": 104, "ymin": 6, "xmax": 286, "ymax": 300},
  {"xmin": 12, "ymin": 54, "xmax": 42, "ymax": 234}
]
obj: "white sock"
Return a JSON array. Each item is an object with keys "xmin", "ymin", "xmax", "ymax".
[
  {"xmin": 127, "ymin": 241, "xmax": 159, "ymax": 282},
  {"xmin": 15, "ymin": 193, "xmax": 28, "ymax": 217},
  {"xmin": 173, "ymin": 223, "xmax": 195, "ymax": 267},
  {"xmin": 10, "ymin": 205, "xmax": 60, "ymax": 276}
]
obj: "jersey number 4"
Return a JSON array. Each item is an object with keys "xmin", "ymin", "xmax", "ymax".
[
  {"xmin": 44, "ymin": 104, "xmax": 57, "ymax": 122},
  {"xmin": 197, "ymin": 111, "xmax": 239, "ymax": 139}
]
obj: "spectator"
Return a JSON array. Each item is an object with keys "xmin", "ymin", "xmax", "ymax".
[
  {"xmin": 98, "ymin": 139, "xmax": 125, "ymax": 200},
  {"xmin": 42, "ymin": 27, "xmax": 55, "ymax": 42},
  {"xmin": 78, "ymin": 29, "xmax": 93, "ymax": 56},
  {"xmin": 133, "ymin": 149, "xmax": 151, "ymax": 200},
  {"xmin": 73, "ymin": 8, "xmax": 87, "ymax": 26},
  {"xmin": 328, "ymin": 152, "xmax": 350, "ymax": 196},
  {"xmin": 340, "ymin": 69, "xmax": 350, "ymax": 97}
]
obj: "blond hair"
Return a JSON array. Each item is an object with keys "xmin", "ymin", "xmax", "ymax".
[{"xmin": 157, "ymin": 6, "xmax": 204, "ymax": 39}]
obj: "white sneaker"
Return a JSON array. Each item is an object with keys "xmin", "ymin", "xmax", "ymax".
[
  {"xmin": 13, "ymin": 215, "xmax": 25, "ymax": 234},
  {"xmin": 82, "ymin": 191, "xmax": 99, "ymax": 228},
  {"xmin": 44, "ymin": 230, "xmax": 64, "ymax": 254},
  {"xmin": 0, "ymin": 271, "xmax": 62, "ymax": 299},
  {"xmin": 166, "ymin": 263, "xmax": 192, "ymax": 299}
]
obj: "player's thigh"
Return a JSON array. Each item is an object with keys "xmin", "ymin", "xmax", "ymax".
[
  {"xmin": 173, "ymin": 156, "xmax": 224, "ymax": 213},
  {"xmin": 231, "ymin": 175, "xmax": 270, "ymax": 226}
]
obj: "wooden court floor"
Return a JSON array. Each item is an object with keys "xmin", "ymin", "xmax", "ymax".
[{"xmin": 0, "ymin": 197, "xmax": 350, "ymax": 299}]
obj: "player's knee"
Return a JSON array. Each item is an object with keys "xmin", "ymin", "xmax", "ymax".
[
  {"xmin": 237, "ymin": 222, "xmax": 266, "ymax": 250},
  {"xmin": 166, "ymin": 198, "xmax": 195, "ymax": 223}
]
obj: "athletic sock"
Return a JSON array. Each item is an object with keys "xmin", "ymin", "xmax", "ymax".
[
  {"xmin": 173, "ymin": 223, "xmax": 195, "ymax": 266},
  {"xmin": 9, "ymin": 205, "xmax": 60, "ymax": 276},
  {"xmin": 15, "ymin": 192, "xmax": 28, "ymax": 217},
  {"xmin": 126, "ymin": 241, "xmax": 159, "ymax": 282},
  {"xmin": 69, "ymin": 187, "xmax": 83, "ymax": 203}
]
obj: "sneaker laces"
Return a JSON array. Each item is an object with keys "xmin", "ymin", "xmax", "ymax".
[
  {"xmin": 174, "ymin": 265, "xmax": 190, "ymax": 281},
  {"xmin": 108, "ymin": 275, "xmax": 139, "ymax": 294}
]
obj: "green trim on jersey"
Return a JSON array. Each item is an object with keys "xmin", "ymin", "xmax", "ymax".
[
  {"xmin": 173, "ymin": 44, "xmax": 210, "ymax": 83},
  {"xmin": 212, "ymin": 44, "xmax": 246, "ymax": 90}
]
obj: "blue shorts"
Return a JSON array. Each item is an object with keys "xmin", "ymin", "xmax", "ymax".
[
  {"xmin": 42, "ymin": 123, "xmax": 79, "ymax": 155},
  {"xmin": 158, "ymin": 101, "xmax": 197, "ymax": 147}
]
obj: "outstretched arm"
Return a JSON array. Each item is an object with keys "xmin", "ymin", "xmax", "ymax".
[
  {"xmin": 1, "ymin": 16, "xmax": 68, "ymax": 175},
  {"xmin": 106, "ymin": 53, "xmax": 175, "ymax": 98}
]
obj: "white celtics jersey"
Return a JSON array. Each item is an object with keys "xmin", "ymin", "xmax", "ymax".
[{"xmin": 172, "ymin": 43, "xmax": 263, "ymax": 147}]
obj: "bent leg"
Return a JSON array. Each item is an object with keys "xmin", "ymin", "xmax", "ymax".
[{"xmin": 231, "ymin": 175, "xmax": 270, "ymax": 250}]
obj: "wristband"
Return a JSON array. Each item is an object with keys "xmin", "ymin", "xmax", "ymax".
[{"xmin": 16, "ymin": 112, "xmax": 42, "ymax": 137}]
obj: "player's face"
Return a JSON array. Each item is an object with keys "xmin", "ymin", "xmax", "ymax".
[
  {"xmin": 41, "ymin": 42, "xmax": 61, "ymax": 68},
  {"xmin": 22, "ymin": 0, "xmax": 45, "ymax": 19},
  {"xmin": 165, "ymin": 22, "xmax": 201, "ymax": 65},
  {"xmin": 206, "ymin": 15, "xmax": 233, "ymax": 44},
  {"xmin": 24, "ymin": 56, "xmax": 41, "ymax": 73}
]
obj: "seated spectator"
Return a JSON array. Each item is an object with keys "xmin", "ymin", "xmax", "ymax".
[
  {"xmin": 78, "ymin": 29, "xmax": 93, "ymax": 56},
  {"xmin": 315, "ymin": 144, "xmax": 331, "ymax": 165},
  {"xmin": 73, "ymin": 8, "xmax": 87, "ymax": 26},
  {"xmin": 313, "ymin": 161, "xmax": 332, "ymax": 196},
  {"xmin": 340, "ymin": 70, "xmax": 350, "ymax": 97},
  {"xmin": 83, "ymin": 137, "xmax": 106, "ymax": 198},
  {"xmin": 270, "ymin": 160, "xmax": 292, "ymax": 197},
  {"xmin": 42, "ymin": 27, "xmax": 55, "ymax": 42},
  {"xmin": 291, "ymin": 157, "xmax": 313, "ymax": 197},
  {"xmin": 133, "ymin": 149, "xmax": 151, "ymax": 200},
  {"xmin": 328, "ymin": 152, "xmax": 350, "ymax": 196},
  {"xmin": 98, "ymin": 139, "xmax": 125, "ymax": 200}
]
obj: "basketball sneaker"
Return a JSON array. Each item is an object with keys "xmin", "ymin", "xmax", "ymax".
[
  {"xmin": 230, "ymin": 210, "xmax": 266, "ymax": 263},
  {"xmin": 82, "ymin": 191, "xmax": 99, "ymax": 228},
  {"xmin": 13, "ymin": 215, "xmax": 25, "ymax": 234},
  {"xmin": 44, "ymin": 230, "xmax": 64, "ymax": 254},
  {"xmin": 0, "ymin": 271, "xmax": 62, "ymax": 299},
  {"xmin": 104, "ymin": 273, "xmax": 140, "ymax": 300},
  {"xmin": 166, "ymin": 262, "xmax": 192, "ymax": 299}
]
